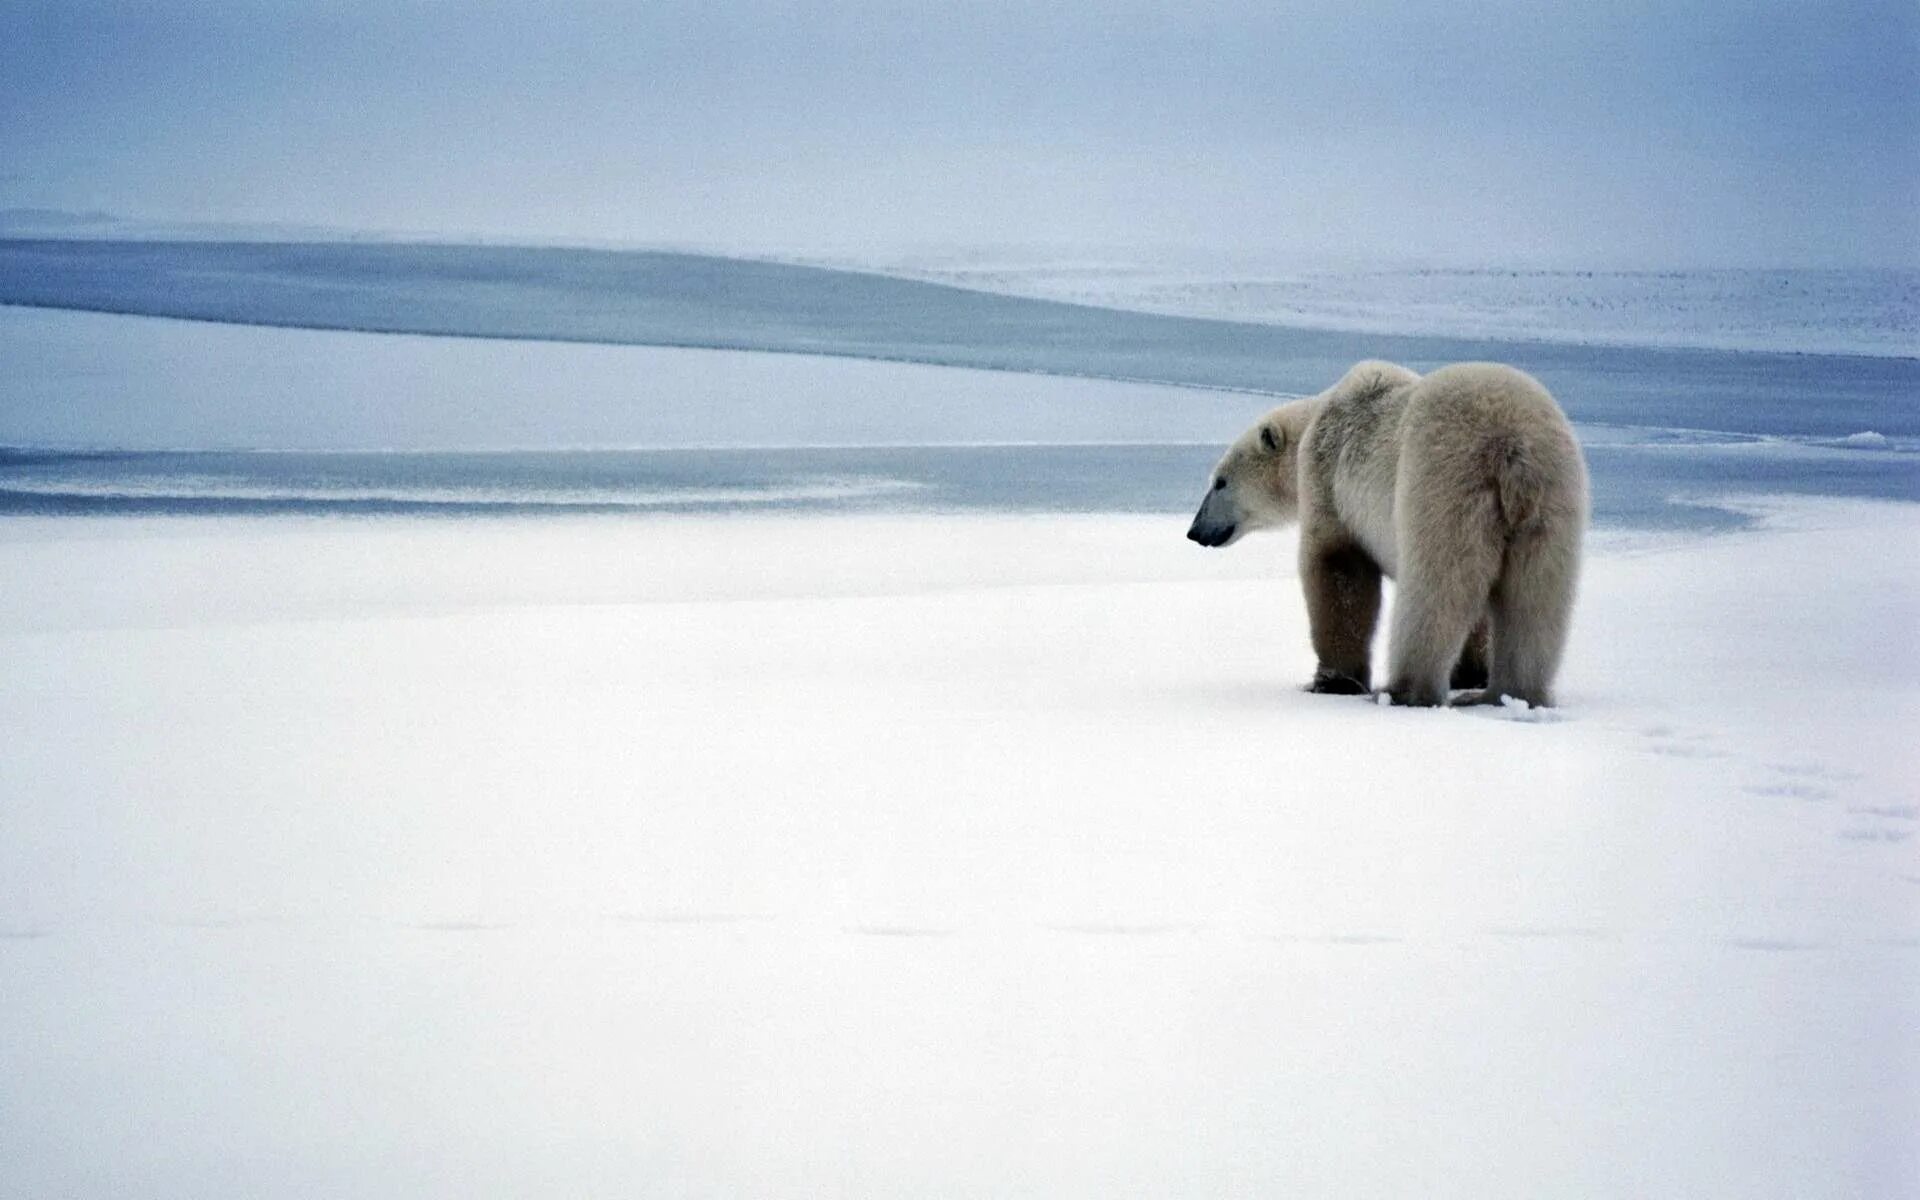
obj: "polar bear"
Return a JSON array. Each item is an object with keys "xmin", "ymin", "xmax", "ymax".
[{"xmin": 1187, "ymin": 361, "xmax": 1587, "ymax": 707}]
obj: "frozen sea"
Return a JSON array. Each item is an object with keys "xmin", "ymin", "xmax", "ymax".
[
  {"xmin": 0, "ymin": 241, "xmax": 1915, "ymax": 530},
  {"xmin": 2, "ymin": 433, "xmax": 1916, "ymax": 534},
  {"xmin": 818, "ymin": 250, "xmax": 1920, "ymax": 359}
]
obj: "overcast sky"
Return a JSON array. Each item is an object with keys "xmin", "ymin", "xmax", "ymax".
[{"xmin": 3, "ymin": 0, "xmax": 1915, "ymax": 265}]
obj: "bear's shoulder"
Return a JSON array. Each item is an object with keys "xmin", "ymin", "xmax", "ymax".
[
  {"xmin": 1328, "ymin": 360, "xmax": 1419, "ymax": 406},
  {"xmin": 1305, "ymin": 361, "xmax": 1417, "ymax": 472}
]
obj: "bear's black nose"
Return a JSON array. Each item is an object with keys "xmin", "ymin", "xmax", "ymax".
[{"xmin": 1186, "ymin": 521, "xmax": 1233, "ymax": 547}]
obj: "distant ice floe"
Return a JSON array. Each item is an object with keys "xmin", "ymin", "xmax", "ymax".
[
  {"xmin": 1831, "ymin": 431, "xmax": 1890, "ymax": 449},
  {"xmin": 1577, "ymin": 422, "xmax": 1919, "ymax": 456},
  {"xmin": 0, "ymin": 472, "xmax": 927, "ymax": 511}
]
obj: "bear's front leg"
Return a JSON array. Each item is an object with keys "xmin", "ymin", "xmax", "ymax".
[{"xmin": 1301, "ymin": 540, "xmax": 1381, "ymax": 695}]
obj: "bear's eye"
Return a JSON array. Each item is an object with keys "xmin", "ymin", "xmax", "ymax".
[
  {"xmin": 1212, "ymin": 477, "xmax": 1227, "ymax": 492},
  {"xmin": 1260, "ymin": 426, "xmax": 1280, "ymax": 452}
]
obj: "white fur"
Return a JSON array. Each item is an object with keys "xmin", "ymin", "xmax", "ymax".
[{"xmin": 1190, "ymin": 361, "xmax": 1589, "ymax": 706}]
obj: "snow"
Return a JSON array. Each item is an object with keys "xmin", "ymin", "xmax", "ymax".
[{"xmin": 1, "ymin": 499, "xmax": 1914, "ymax": 1197}]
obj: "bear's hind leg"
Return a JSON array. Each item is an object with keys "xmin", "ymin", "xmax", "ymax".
[
  {"xmin": 1486, "ymin": 524, "xmax": 1580, "ymax": 707},
  {"xmin": 1302, "ymin": 541, "xmax": 1382, "ymax": 694},
  {"xmin": 1450, "ymin": 619, "xmax": 1491, "ymax": 690},
  {"xmin": 1384, "ymin": 503, "xmax": 1502, "ymax": 707}
]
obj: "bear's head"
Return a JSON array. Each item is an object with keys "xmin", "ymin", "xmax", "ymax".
[{"xmin": 1186, "ymin": 399, "xmax": 1315, "ymax": 548}]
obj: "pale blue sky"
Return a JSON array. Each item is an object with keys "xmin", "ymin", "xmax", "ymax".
[{"xmin": 3, "ymin": 0, "xmax": 1915, "ymax": 265}]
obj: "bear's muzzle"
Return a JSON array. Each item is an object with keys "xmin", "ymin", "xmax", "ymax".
[{"xmin": 1186, "ymin": 491, "xmax": 1238, "ymax": 547}]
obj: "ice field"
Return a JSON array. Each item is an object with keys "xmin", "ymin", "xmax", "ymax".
[{"xmin": 1, "ymin": 242, "xmax": 1915, "ymax": 1195}]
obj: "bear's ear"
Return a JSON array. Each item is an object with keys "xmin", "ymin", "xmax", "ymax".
[{"xmin": 1260, "ymin": 425, "xmax": 1284, "ymax": 453}]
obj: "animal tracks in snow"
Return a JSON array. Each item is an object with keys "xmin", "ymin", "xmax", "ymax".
[
  {"xmin": 1848, "ymin": 804, "xmax": 1917, "ymax": 822},
  {"xmin": 1639, "ymin": 723, "xmax": 1728, "ymax": 760},
  {"xmin": 1640, "ymin": 733, "xmax": 1914, "ymax": 849},
  {"xmin": 1743, "ymin": 762, "xmax": 1915, "ymax": 845},
  {"xmin": 1744, "ymin": 781, "xmax": 1835, "ymax": 801},
  {"xmin": 1770, "ymin": 762, "xmax": 1865, "ymax": 784},
  {"xmin": 1742, "ymin": 760, "xmax": 1866, "ymax": 803}
]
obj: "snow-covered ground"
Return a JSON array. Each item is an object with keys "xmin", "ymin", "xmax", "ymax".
[{"xmin": 2, "ymin": 501, "xmax": 1914, "ymax": 1197}]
